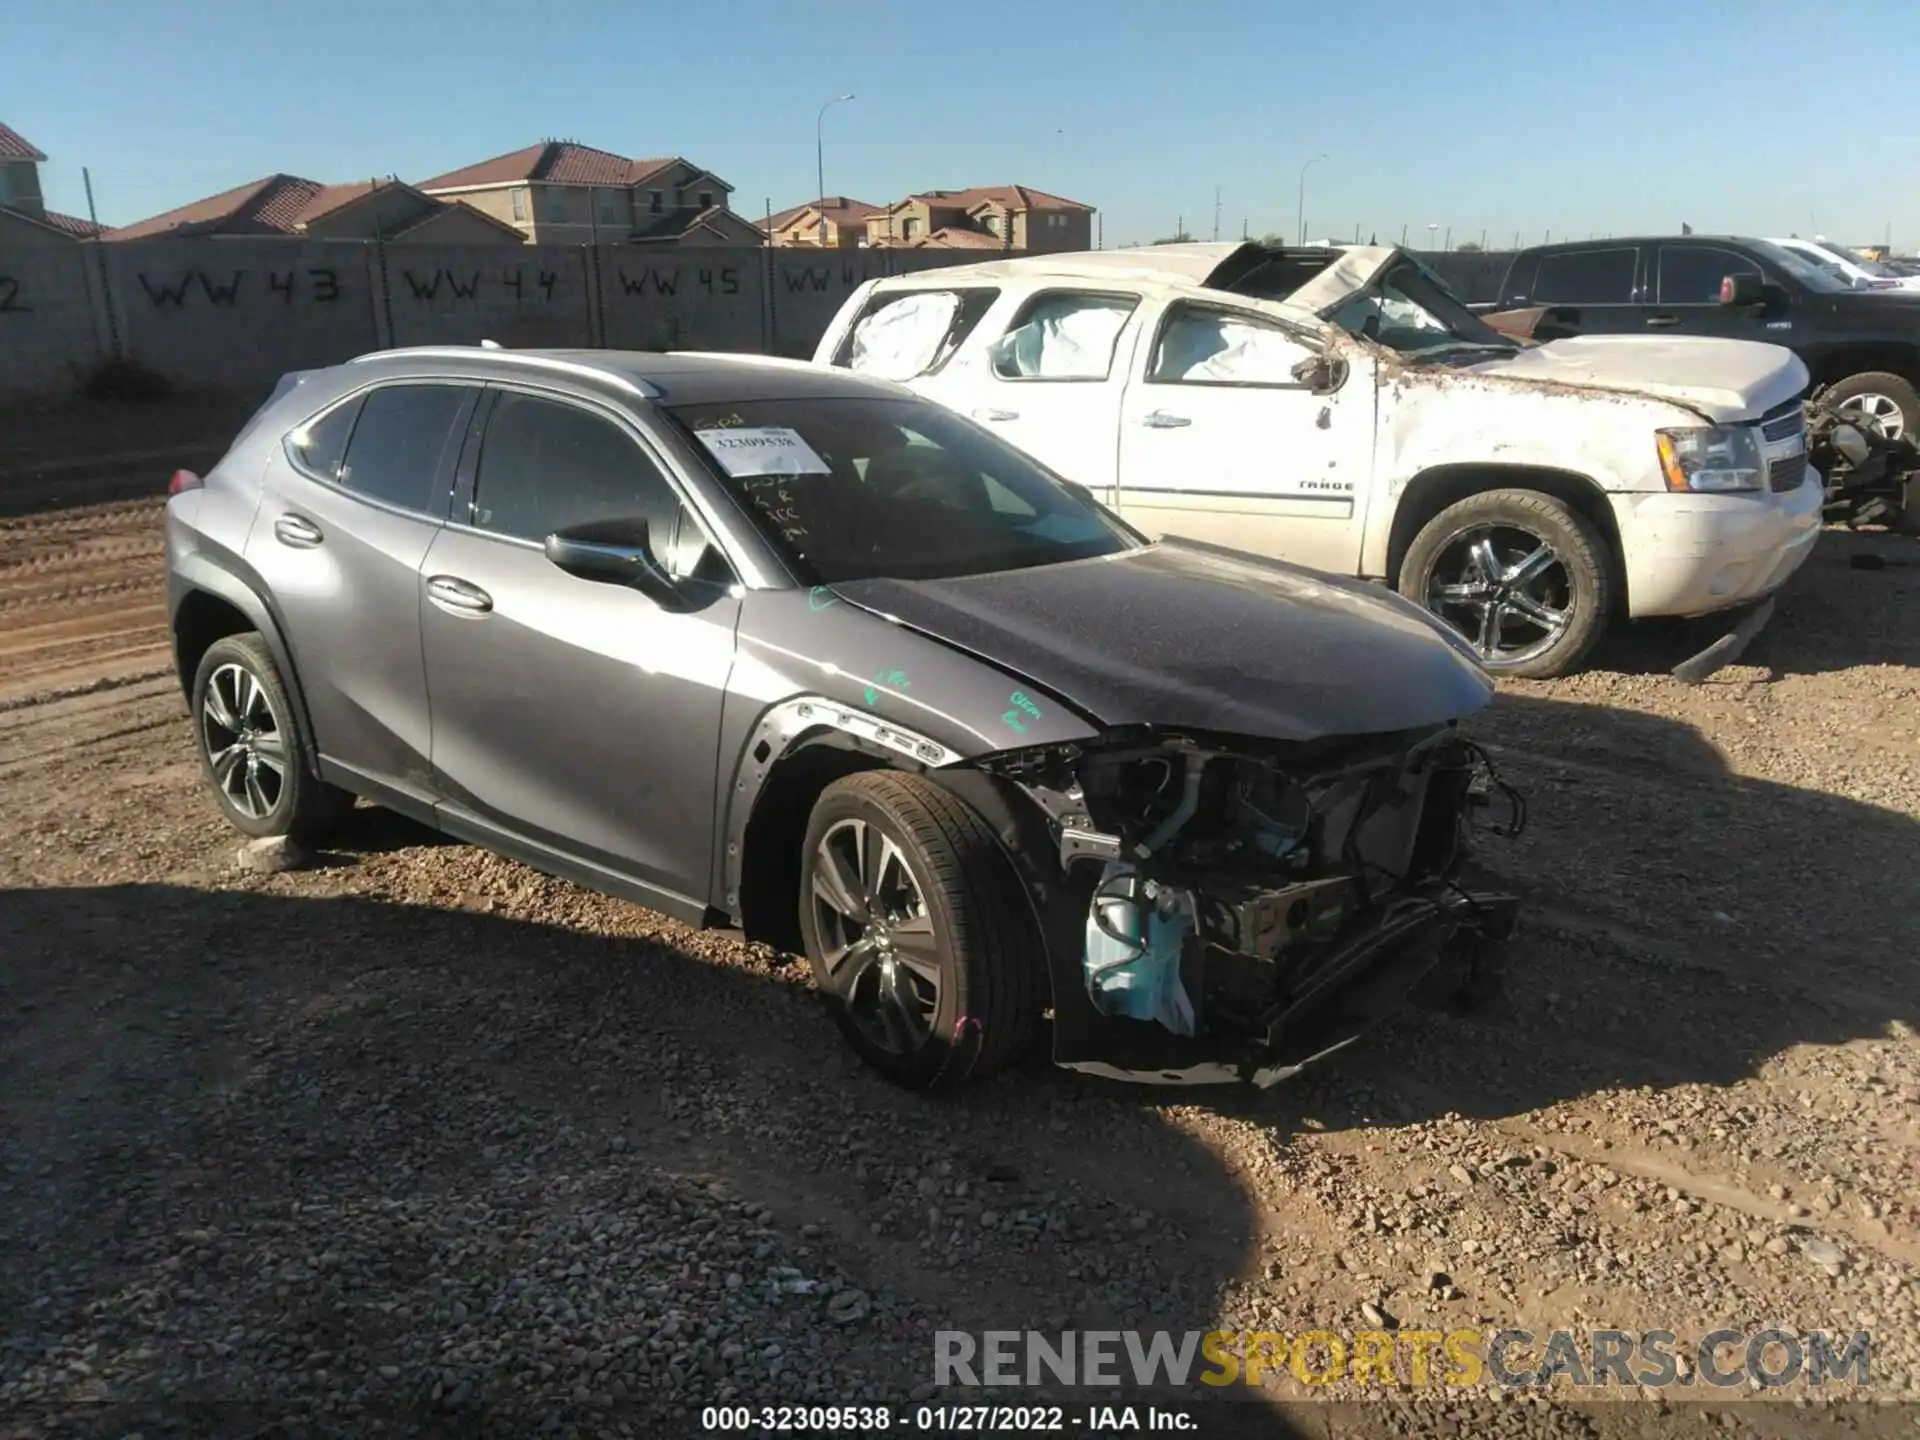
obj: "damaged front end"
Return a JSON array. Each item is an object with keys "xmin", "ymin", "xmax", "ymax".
[{"xmin": 980, "ymin": 724, "xmax": 1525, "ymax": 1086}]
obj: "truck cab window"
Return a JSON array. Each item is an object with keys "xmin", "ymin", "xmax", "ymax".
[
  {"xmin": 1533, "ymin": 248, "xmax": 1637, "ymax": 305},
  {"xmin": 1658, "ymin": 247, "xmax": 1756, "ymax": 305}
]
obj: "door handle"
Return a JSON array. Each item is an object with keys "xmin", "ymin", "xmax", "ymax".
[
  {"xmin": 972, "ymin": 407, "xmax": 1019, "ymax": 422},
  {"xmin": 426, "ymin": 575, "xmax": 494, "ymax": 615},
  {"xmin": 272, "ymin": 513, "xmax": 323, "ymax": 548},
  {"xmin": 1139, "ymin": 410, "xmax": 1192, "ymax": 428},
  {"xmin": 1645, "ymin": 314, "xmax": 1680, "ymax": 328}
]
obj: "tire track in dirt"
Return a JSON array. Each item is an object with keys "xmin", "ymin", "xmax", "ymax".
[{"xmin": 0, "ymin": 500, "xmax": 171, "ymax": 707}]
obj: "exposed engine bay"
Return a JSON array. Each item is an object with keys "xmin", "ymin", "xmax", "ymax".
[
  {"xmin": 1807, "ymin": 387, "xmax": 1915, "ymax": 530},
  {"xmin": 982, "ymin": 723, "xmax": 1524, "ymax": 1085}
]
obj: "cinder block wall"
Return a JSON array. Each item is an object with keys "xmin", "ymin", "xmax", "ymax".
[{"xmin": 0, "ymin": 240, "xmax": 1031, "ymax": 400}]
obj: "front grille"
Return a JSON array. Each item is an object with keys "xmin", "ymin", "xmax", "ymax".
[
  {"xmin": 1769, "ymin": 453, "xmax": 1809, "ymax": 492},
  {"xmin": 1761, "ymin": 409, "xmax": 1806, "ymax": 443}
]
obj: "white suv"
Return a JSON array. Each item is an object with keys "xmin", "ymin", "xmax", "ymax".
[{"xmin": 812, "ymin": 243, "xmax": 1824, "ymax": 679}]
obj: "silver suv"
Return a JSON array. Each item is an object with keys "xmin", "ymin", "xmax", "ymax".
[{"xmin": 166, "ymin": 345, "xmax": 1522, "ymax": 1089}]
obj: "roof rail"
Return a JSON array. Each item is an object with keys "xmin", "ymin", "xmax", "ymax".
[
  {"xmin": 345, "ymin": 345, "xmax": 661, "ymax": 399},
  {"xmin": 664, "ymin": 350, "xmax": 825, "ymax": 371}
]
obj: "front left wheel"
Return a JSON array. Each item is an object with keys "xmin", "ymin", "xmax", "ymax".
[
  {"xmin": 1399, "ymin": 488, "xmax": 1612, "ymax": 680},
  {"xmin": 191, "ymin": 632, "xmax": 351, "ymax": 840},
  {"xmin": 798, "ymin": 771, "xmax": 1045, "ymax": 1089}
]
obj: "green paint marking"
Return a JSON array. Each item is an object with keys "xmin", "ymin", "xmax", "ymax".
[
  {"xmin": 808, "ymin": 586, "xmax": 839, "ymax": 610},
  {"xmin": 1003, "ymin": 690, "xmax": 1042, "ymax": 732},
  {"xmin": 865, "ymin": 668, "xmax": 911, "ymax": 706}
]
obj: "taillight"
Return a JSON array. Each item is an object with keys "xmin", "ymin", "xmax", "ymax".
[{"xmin": 167, "ymin": 469, "xmax": 203, "ymax": 497}]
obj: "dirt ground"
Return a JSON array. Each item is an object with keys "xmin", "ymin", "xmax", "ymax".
[{"xmin": 1, "ymin": 485, "xmax": 1916, "ymax": 1439}]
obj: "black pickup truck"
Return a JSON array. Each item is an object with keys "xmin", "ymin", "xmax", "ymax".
[
  {"xmin": 1482, "ymin": 238, "xmax": 1920, "ymax": 427},
  {"xmin": 1479, "ymin": 235, "xmax": 1920, "ymax": 531}
]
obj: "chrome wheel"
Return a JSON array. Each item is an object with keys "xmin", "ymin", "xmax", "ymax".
[
  {"xmin": 1427, "ymin": 525, "xmax": 1574, "ymax": 667},
  {"xmin": 810, "ymin": 818, "xmax": 942, "ymax": 1056},
  {"xmin": 200, "ymin": 662, "xmax": 288, "ymax": 820},
  {"xmin": 1836, "ymin": 392, "xmax": 1906, "ymax": 443}
]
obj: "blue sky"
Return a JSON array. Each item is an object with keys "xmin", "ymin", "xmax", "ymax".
[{"xmin": 8, "ymin": 0, "xmax": 1918, "ymax": 248}]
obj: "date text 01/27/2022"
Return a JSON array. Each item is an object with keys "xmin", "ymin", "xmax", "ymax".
[{"xmin": 699, "ymin": 1403, "xmax": 1201, "ymax": 1432}]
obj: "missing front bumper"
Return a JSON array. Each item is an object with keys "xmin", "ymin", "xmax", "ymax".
[{"xmin": 1049, "ymin": 884, "xmax": 1521, "ymax": 1087}]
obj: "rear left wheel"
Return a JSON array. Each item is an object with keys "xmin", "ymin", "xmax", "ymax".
[
  {"xmin": 192, "ymin": 633, "xmax": 351, "ymax": 840},
  {"xmin": 797, "ymin": 771, "xmax": 1045, "ymax": 1089}
]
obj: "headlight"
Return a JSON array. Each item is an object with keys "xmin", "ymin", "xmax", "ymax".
[{"xmin": 1655, "ymin": 425, "xmax": 1764, "ymax": 493}]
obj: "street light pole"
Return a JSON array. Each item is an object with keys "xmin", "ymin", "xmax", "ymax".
[
  {"xmin": 1296, "ymin": 152, "xmax": 1327, "ymax": 246},
  {"xmin": 816, "ymin": 93, "xmax": 855, "ymax": 203}
]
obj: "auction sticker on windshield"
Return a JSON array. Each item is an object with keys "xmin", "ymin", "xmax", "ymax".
[{"xmin": 695, "ymin": 426, "xmax": 832, "ymax": 478}]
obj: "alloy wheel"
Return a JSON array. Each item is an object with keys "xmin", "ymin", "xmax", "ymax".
[
  {"xmin": 1426, "ymin": 525, "xmax": 1574, "ymax": 667},
  {"xmin": 1836, "ymin": 392, "xmax": 1906, "ymax": 443},
  {"xmin": 810, "ymin": 817, "xmax": 942, "ymax": 1055},
  {"xmin": 200, "ymin": 662, "xmax": 288, "ymax": 820}
]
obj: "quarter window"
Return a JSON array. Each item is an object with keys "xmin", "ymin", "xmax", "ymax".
[
  {"xmin": 990, "ymin": 292, "xmax": 1139, "ymax": 380},
  {"xmin": 1149, "ymin": 303, "xmax": 1312, "ymax": 386},
  {"xmin": 334, "ymin": 384, "xmax": 468, "ymax": 513},
  {"xmin": 285, "ymin": 397, "xmax": 361, "ymax": 482},
  {"xmin": 1532, "ymin": 248, "xmax": 1637, "ymax": 305},
  {"xmin": 1658, "ymin": 246, "xmax": 1754, "ymax": 305},
  {"xmin": 470, "ymin": 392, "xmax": 688, "ymax": 565}
]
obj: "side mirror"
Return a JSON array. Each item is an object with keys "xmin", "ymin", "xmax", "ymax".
[
  {"xmin": 1718, "ymin": 272, "xmax": 1765, "ymax": 307},
  {"xmin": 543, "ymin": 518, "xmax": 681, "ymax": 608},
  {"xmin": 1290, "ymin": 354, "xmax": 1347, "ymax": 393}
]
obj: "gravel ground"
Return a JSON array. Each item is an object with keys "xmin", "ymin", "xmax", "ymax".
[{"xmin": 0, "ymin": 494, "xmax": 1915, "ymax": 1438}]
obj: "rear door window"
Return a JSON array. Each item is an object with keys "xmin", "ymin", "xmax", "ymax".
[
  {"xmin": 1531, "ymin": 248, "xmax": 1638, "ymax": 305},
  {"xmin": 836, "ymin": 288, "xmax": 999, "ymax": 379},
  {"xmin": 1657, "ymin": 245, "xmax": 1758, "ymax": 304},
  {"xmin": 336, "ymin": 383, "xmax": 470, "ymax": 514},
  {"xmin": 989, "ymin": 291, "xmax": 1140, "ymax": 380}
]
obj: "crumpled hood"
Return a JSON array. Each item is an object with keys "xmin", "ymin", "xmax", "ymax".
[
  {"xmin": 832, "ymin": 540, "xmax": 1494, "ymax": 743},
  {"xmin": 1459, "ymin": 334, "xmax": 1809, "ymax": 422}
]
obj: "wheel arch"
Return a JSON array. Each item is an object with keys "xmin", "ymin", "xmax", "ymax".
[
  {"xmin": 1808, "ymin": 346, "xmax": 1920, "ymax": 391},
  {"xmin": 735, "ymin": 737, "xmax": 894, "ymax": 953},
  {"xmin": 1387, "ymin": 463, "xmax": 1627, "ymax": 617},
  {"xmin": 730, "ymin": 713, "xmax": 1067, "ymax": 1015},
  {"xmin": 169, "ymin": 556, "xmax": 323, "ymax": 770}
]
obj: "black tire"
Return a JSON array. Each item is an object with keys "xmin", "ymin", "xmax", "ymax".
[
  {"xmin": 191, "ymin": 632, "xmax": 352, "ymax": 841},
  {"xmin": 1399, "ymin": 488, "xmax": 1611, "ymax": 680},
  {"xmin": 797, "ymin": 771, "xmax": 1045, "ymax": 1089},
  {"xmin": 1824, "ymin": 371, "xmax": 1920, "ymax": 453}
]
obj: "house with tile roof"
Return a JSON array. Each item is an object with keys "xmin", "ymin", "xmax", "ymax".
[
  {"xmin": 418, "ymin": 140, "xmax": 763, "ymax": 247},
  {"xmin": 0, "ymin": 122, "xmax": 107, "ymax": 242},
  {"xmin": 862, "ymin": 185, "xmax": 1094, "ymax": 252},
  {"xmin": 765, "ymin": 196, "xmax": 880, "ymax": 249},
  {"xmin": 104, "ymin": 174, "xmax": 525, "ymax": 243}
]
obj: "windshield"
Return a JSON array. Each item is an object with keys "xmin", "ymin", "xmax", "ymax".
[
  {"xmin": 1813, "ymin": 239, "xmax": 1895, "ymax": 278},
  {"xmin": 665, "ymin": 395, "xmax": 1135, "ymax": 584},
  {"xmin": 1749, "ymin": 240, "xmax": 1851, "ymax": 294},
  {"xmin": 1326, "ymin": 256, "xmax": 1518, "ymax": 361}
]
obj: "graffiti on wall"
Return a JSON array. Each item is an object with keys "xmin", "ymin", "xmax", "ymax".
[
  {"xmin": 136, "ymin": 269, "xmax": 343, "ymax": 307},
  {"xmin": 0, "ymin": 276, "xmax": 28, "ymax": 313},
  {"xmin": 777, "ymin": 261, "xmax": 878, "ymax": 293},
  {"xmin": 615, "ymin": 265, "xmax": 741, "ymax": 298},
  {"xmin": 400, "ymin": 267, "xmax": 560, "ymax": 302}
]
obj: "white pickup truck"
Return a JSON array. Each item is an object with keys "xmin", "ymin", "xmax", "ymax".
[{"xmin": 810, "ymin": 243, "xmax": 1823, "ymax": 679}]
